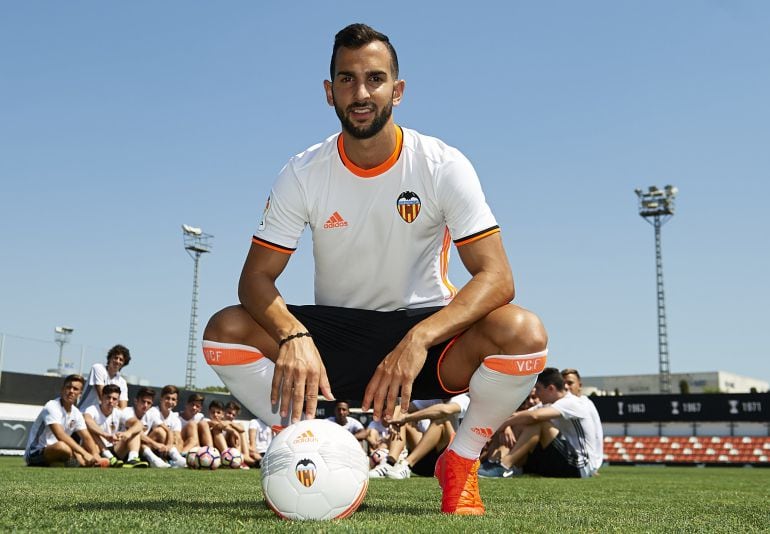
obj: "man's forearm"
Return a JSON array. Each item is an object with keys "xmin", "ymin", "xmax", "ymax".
[{"xmin": 239, "ymin": 270, "xmax": 304, "ymax": 341}]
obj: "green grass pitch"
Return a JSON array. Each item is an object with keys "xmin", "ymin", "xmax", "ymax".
[{"xmin": 0, "ymin": 457, "xmax": 767, "ymax": 532}]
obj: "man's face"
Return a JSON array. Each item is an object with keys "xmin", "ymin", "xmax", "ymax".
[
  {"xmin": 107, "ymin": 353, "xmax": 126, "ymax": 375},
  {"xmin": 525, "ymin": 388, "xmax": 540, "ymax": 409},
  {"xmin": 210, "ymin": 408, "xmax": 224, "ymax": 421},
  {"xmin": 334, "ymin": 403, "xmax": 349, "ymax": 424},
  {"xmin": 324, "ymin": 41, "xmax": 404, "ymax": 140},
  {"xmin": 186, "ymin": 400, "xmax": 202, "ymax": 416},
  {"xmin": 224, "ymin": 409, "xmax": 238, "ymax": 421},
  {"xmin": 100, "ymin": 392, "xmax": 120, "ymax": 413},
  {"xmin": 160, "ymin": 393, "xmax": 178, "ymax": 412},
  {"xmin": 61, "ymin": 380, "xmax": 83, "ymax": 405},
  {"xmin": 534, "ymin": 383, "xmax": 560, "ymax": 405},
  {"xmin": 134, "ymin": 395, "xmax": 153, "ymax": 417},
  {"xmin": 562, "ymin": 373, "xmax": 582, "ymax": 396}
]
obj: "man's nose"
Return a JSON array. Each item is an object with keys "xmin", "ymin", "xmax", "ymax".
[{"xmin": 353, "ymin": 81, "xmax": 370, "ymax": 101}]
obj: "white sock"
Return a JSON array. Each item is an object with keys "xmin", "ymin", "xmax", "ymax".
[
  {"xmin": 203, "ymin": 340, "xmax": 291, "ymax": 428},
  {"xmin": 449, "ymin": 350, "xmax": 547, "ymax": 460},
  {"xmin": 170, "ymin": 447, "xmax": 183, "ymax": 461},
  {"xmin": 143, "ymin": 446, "xmax": 164, "ymax": 464},
  {"xmin": 127, "ymin": 451, "xmax": 139, "ymax": 461},
  {"xmin": 101, "ymin": 450, "xmax": 114, "ymax": 459}
]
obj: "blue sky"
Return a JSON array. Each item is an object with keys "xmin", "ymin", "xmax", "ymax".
[{"xmin": 1, "ymin": 1, "xmax": 768, "ymax": 390}]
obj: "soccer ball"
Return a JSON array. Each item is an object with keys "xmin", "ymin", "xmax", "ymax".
[
  {"xmin": 369, "ymin": 447, "xmax": 389, "ymax": 469},
  {"xmin": 186, "ymin": 447, "xmax": 199, "ymax": 469},
  {"xmin": 221, "ymin": 447, "xmax": 243, "ymax": 469},
  {"xmin": 261, "ymin": 419, "xmax": 369, "ymax": 520},
  {"xmin": 195, "ymin": 446, "xmax": 221, "ymax": 470}
]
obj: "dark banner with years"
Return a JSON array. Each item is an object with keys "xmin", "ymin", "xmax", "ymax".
[{"xmin": 591, "ymin": 393, "xmax": 769, "ymax": 423}]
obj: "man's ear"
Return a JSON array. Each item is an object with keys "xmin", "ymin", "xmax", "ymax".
[
  {"xmin": 324, "ymin": 80, "xmax": 334, "ymax": 106},
  {"xmin": 392, "ymin": 79, "xmax": 405, "ymax": 106}
]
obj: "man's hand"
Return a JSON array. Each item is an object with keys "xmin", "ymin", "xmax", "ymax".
[
  {"xmin": 502, "ymin": 425, "xmax": 516, "ymax": 448},
  {"xmin": 271, "ymin": 336, "xmax": 333, "ymax": 424},
  {"xmin": 361, "ymin": 333, "xmax": 429, "ymax": 422}
]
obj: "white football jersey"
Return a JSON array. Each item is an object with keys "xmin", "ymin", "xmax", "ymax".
[
  {"xmin": 550, "ymin": 392, "xmax": 604, "ymax": 473},
  {"xmin": 148, "ymin": 406, "xmax": 182, "ymax": 432},
  {"xmin": 25, "ymin": 398, "xmax": 86, "ymax": 459},
  {"xmin": 248, "ymin": 417, "xmax": 273, "ymax": 454},
  {"xmin": 179, "ymin": 411, "xmax": 204, "ymax": 430},
  {"xmin": 253, "ymin": 126, "xmax": 499, "ymax": 311},
  {"xmin": 123, "ymin": 406, "xmax": 163, "ymax": 435},
  {"xmin": 79, "ymin": 363, "xmax": 128, "ymax": 412},
  {"xmin": 84, "ymin": 405, "xmax": 129, "ymax": 447}
]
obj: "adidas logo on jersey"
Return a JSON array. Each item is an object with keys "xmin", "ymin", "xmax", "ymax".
[{"xmin": 323, "ymin": 211, "xmax": 348, "ymax": 229}]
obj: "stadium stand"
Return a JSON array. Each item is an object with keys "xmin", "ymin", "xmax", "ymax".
[{"xmin": 604, "ymin": 435, "xmax": 770, "ymax": 465}]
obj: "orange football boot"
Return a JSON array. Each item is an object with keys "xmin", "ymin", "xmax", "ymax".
[{"xmin": 434, "ymin": 449, "xmax": 485, "ymax": 515}]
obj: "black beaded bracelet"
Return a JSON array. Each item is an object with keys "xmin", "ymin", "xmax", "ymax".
[{"xmin": 278, "ymin": 331, "xmax": 312, "ymax": 347}]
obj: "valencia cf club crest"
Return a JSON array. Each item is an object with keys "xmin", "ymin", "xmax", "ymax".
[
  {"xmin": 295, "ymin": 458, "xmax": 317, "ymax": 487},
  {"xmin": 396, "ymin": 191, "xmax": 421, "ymax": 223}
]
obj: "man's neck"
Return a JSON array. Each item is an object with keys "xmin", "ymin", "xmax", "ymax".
[
  {"xmin": 340, "ymin": 121, "xmax": 397, "ymax": 170},
  {"xmin": 59, "ymin": 398, "xmax": 72, "ymax": 412}
]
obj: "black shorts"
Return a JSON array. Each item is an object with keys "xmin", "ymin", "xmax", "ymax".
[
  {"xmin": 411, "ymin": 444, "xmax": 446, "ymax": 477},
  {"xmin": 25, "ymin": 448, "xmax": 48, "ymax": 467},
  {"xmin": 523, "ymin": 431, "xmax": 582, "ymax": 478},
  {"xmin": 287, "ymin": 305, "xmax": 461, "ymax": 402}
]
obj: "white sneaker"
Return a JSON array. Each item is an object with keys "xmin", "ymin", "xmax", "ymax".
[
  {"xmin": 146, "ymin": 456, "xmax": 169, "ymax": 468},
  {"xmin": 170, "ymin": 457, "xmax": 187, "ymax": 468},
  {"xmin": 387, "ymin": 460, "xmax": 411, "ymax": 479},
  {"xmin": 368, "ymin": 463, "xmax": 392, "ymax": 478}
]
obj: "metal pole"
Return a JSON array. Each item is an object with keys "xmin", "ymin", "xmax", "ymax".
[
  {"xmin": 654, "ymin": 216, "xmax": 671, "ymax": 394},
  {"xmin": 0, "ymin": 333, "xmax": 5, "ymax": 391},
  {"xmin": 57, "ymin": 340, "xmax": 65, "ymax": 376},
  {"xmin": 79, "ymin": 345, "xmax": 86, "ymax": 376},
  {"xmin": 185, "ymin": 251, "xmax": 202, "ymax": 389}
]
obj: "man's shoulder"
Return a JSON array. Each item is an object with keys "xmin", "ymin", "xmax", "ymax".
[
  {"xmin": 400, "ymin": 126, "xmax": 466, "ymax": 165},
  {"xmin": 287, "ymin": 133, "xmax": 340, "ymax": 173},
  {"xmin": 553, "ymin": 393, "xmax": 590, "ymax": 415},
  {"xmin": 89, "ymin": 363, "xmax": 108, "ymax": 377},
  {"xmin": 83, "ymin": 405, "xmax": 100, "ymax": 417},
  {"xmin": 42, "ymin": 399, "xmax": 63, "ymax": 417}
]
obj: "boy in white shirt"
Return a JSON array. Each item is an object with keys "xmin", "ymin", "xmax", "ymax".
[
  {"xmin": 178, "ymin": 392, "xmax": 205, "ymax": 453},
  {"xmin": 146, "ymin": 385, "xmax": 186, "ymax": 467},
  {"xmin": 79, "ymin": 344, "xmax": 131, "ymax": 411},
  {"xmin": 247, "ymin": 416, "xmax": 273, "ymax": 467},
  {"xmin": 25, "ymin": 374, "xmax": 104, "ymax": 467},
  {"xmin": 124, "ymin": 386, "xmax": 169, "ymax": 468},
  {"xmin": 83, "ymin": 384, "xmax": 148, "ymax": 467}
]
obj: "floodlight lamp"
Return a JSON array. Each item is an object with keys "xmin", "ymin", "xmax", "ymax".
[
  {"xmin": 634, "ymin": 188, "xmax": 642, "ymax": 196},
  {"xmin": 55, "ymin": 326, "xmax": 74, "ymax": 335},
  {"xmin": 182, "ymin": 224, "xmax": 202, "ymax": 236},
  {"xmin": 664, "ymin": 185, "xmax": 678, "ymax": 196}
]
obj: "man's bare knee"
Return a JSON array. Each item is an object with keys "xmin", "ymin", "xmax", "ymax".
[
  {"xmin": 204, "ymin": 306, "xmax": 251, "ymax": 342},
  {"xmin": 495, "ymin": 305, "xmax": 548, "ymax": 355}
]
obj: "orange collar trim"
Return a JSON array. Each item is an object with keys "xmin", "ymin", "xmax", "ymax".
[{"xmin": 337, "ymin": 125, "xmax": 403, "ymax": 178}]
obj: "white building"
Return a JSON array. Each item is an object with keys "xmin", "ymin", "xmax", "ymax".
[{"xmin": 583, "ymin": 371, "xmax": 768, "ymax": 395}]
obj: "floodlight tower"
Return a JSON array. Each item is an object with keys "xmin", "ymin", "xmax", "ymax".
[
  {"xmin": 54, "ymin": 326, "xmax": 74, "ymax": 376},
  {"xmin": 182, "ymin": 224, "xmax": 213, "ymax": 389},
  {"xmin": 635, "ymin": 185, "xmax": 678, "ymax": 394}
]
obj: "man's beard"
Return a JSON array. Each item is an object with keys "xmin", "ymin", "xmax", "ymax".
[{"xmin": 334, "ymin": 98, "xmax": 393, "ymax": 140}]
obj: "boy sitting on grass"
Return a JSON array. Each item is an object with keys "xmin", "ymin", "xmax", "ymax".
[{"xmin": 25, "ymin": 374, "xmax": 106, "ymax": 467}]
